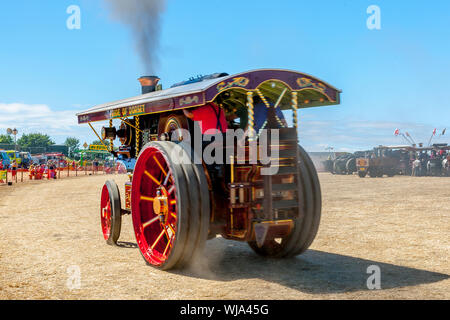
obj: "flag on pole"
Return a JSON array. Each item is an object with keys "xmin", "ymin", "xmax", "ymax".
[
  {"xmin": 442, "ymin": 128, "xmax": 446, "ymax": 136},
  {"xmin": 405, "ymin": 132, "xmax": 410, "ymax": 137},
  {"xmin": 394, "ymin": 129, "xmax": 400, "ymax": 136},
  {"xmin": 428, "ymin": 128, "xmax": 437, "ymax": 146}
]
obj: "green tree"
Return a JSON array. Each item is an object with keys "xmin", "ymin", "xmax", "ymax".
[
  {"xmin": 65, "ymin": 137, "xmax": 80, "ymax": 157},
  {"xmin": 0, "ymin": 134, "xmax": 13, "ymax": 144},
  {"xmin": 17, "ymin": 133, "xmax": 55, "ymax": 148}
]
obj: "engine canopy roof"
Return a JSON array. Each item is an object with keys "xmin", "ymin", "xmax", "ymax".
[{"xmin": 77, "ymin": 68, "xmax": 341, "ymax": 124}]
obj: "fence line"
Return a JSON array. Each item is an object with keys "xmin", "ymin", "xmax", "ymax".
[{"xmin": 0, "ymin": 162, "xmax": 123, "ymax": 186}]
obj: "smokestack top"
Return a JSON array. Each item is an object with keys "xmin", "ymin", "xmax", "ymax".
[
  {"xmin": 138, "ymin": 75, "xmax": 160, "ymax": 86},
  {"xmin": 139, "ymin": 76, "xmax": 160, "ymax": 94}
]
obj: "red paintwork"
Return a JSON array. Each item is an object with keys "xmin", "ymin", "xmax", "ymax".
[
  {"xmin": 125, "ymin": 182, "xmax": 132, "ymax": 210},
  {"xmin": 131, "ymin": 146, "xmax": 178, "ymax": 267},
  {"xmin": 100, "ymin": 184, "xmax": 112, "ymax": 241}
]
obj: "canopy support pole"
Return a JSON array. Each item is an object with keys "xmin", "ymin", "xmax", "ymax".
[
  {"xmin": 274, "ymin": 88, "xmax": 288, "ymax": 110},
  {"xmin": 247, "ymin": 91, "xmax": 255, "ymax": 142},
  {"xmin": 135, "ymin": 116, "xmax": 141, "ymax": 155},
  {"xmin": 255, "ymin": 88, "xmax": 271, "ymax": 109},
  {"xmin": 109, "ymin": 120, "xmax": 114, "ymax": 153},
  {"xmin": 120, "ymin": 117, "xmax": 143, "ymax": 133},
  {"xmin": 292, "ymin": 92, "xmax": 298, "ymax": 130},
  {"xmin": 88, "ymin": 123, "xmax": 109, "ymax": 149}
]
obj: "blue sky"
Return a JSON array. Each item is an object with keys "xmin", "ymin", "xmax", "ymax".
[{"xmin": 0, "ymin": 0, "xmax": 449, "ymax": 151}]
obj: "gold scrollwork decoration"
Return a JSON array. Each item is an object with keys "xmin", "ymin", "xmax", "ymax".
[
  {"xmin": 217, "ymin": 77, "xmax": 249, "ymax": 92},
  {"xmin": 179, "ymin": 95, "xmax": 199, "ymax": 106},
  {"xmin": 79, "ymin": 115, "xmax": 89, "ymax": 123},
  {"xmin": 296, "ymin": 77, "xmax": 327, "ymax": 94}
]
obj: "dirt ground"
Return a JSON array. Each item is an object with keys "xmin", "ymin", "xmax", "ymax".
[{"xmin": 0, "ymin": 173, "xmax": 448, "ymax": 300}]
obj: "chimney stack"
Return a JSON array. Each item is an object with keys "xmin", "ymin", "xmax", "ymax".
[{"xmin": 138, "ymin": 76, "xmax": 160, "ymax": 94}]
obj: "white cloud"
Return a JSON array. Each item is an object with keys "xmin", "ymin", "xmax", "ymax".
[
  {"xmin": 0, "ymin": 103, "xmax": 50, "ymax": 115},
  {"xmin": 0, "ymin": 102, "xmax": 92, "ymax": 143}
]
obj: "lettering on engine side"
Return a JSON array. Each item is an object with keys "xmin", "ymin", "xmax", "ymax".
[{"xmin": 125, "ymin": 182, "xmax": 132, "ymax": 210}]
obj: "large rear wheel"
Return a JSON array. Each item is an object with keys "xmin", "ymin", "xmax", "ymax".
[
  {"xmin": 248, "ymin": 145, "xmax": 321, "ymax": 258},
  {"xmin": 131, "ymin": 141, "xmax": 209, "ymax": 270}
]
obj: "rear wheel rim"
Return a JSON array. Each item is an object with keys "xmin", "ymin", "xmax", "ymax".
[
  {"xmin": 132, "ymin": 146, "xmax": 178, "ymax": 267},
  {"xmin": 100, "ymin": 185, "xmax": 112, "ymax": 240}
]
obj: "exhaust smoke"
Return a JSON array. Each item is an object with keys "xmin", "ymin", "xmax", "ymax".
[{"xmin": 105, "ymin": 0, "xmax": 166, "ymax": 74}]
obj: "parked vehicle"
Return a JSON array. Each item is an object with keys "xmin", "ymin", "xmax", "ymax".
[
  {"xmin": 45, "ymin": 153, "xmax": 67, "ymax": 167},
  {"xmin": 356, "ymin": 156, "xmax": 370, "ymax": 178},
  {"xmin": 31, "ymin": 155, "xmax": 47, "ymax": 166},
  {"xmin": 19, "ymin": 152, "xmax": 32, "ymax": 169},
  {"xmin": 332, "ymin": 153, "xmax": 354, "ymax": 175},
  {"xmin": 356, "ymin": 146, "xmax": 412, "ymax": 178},
  {"xmin": 0, "ymin": 150, "xmax": 12, "ymax": 168},
  {"xmin": 6, "ymin": 150, "xmax": 22, "ymax": 167}
]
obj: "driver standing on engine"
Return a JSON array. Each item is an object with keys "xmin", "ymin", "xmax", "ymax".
[
  {"xmin": 183, "ymin": 103, "xmax": 228, "ymax": 187},
  {"xmin": 183, "ymin": 102, "xmax": 228, "ymax": 136}
]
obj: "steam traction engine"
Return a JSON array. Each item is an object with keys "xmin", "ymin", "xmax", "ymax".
[
  {"xmin": 356, "ymin": 146, "xmax": 412, "ymax": 178},
  {"xmin": 77, "ymin": 69, "xmax": 341, "ymax": 270}
]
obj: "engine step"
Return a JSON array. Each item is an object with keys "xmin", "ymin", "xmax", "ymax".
[
  {"xmin": 272, "ymin": 200, "xmax": 299, "ymax": 210},
  {"xmin": 278, "ymin": 148, "xmax": 298, "ymax": 158},
  {"xmin": 272, "ymin": 165, "xmax": 298, "ymax": 175},
  {"xmin": 272, "ymin": 183, "xmax": 297, "ymax": 192}
]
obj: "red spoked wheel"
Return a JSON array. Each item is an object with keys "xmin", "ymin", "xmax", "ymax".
[
  {"xmin": 100, "ymin": 180, "xmax": 122, "ymax": 245},
  {"xmin": 131, "ymin": 141, "xmax": 209, "ymax": 270}
]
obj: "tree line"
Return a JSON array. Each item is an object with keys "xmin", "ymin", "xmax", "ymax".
[{"xmin": 0, "ymin": 133, "xmax": 104, "ymax": 157}]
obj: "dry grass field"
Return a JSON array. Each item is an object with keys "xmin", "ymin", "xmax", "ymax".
[{"xmin": 0, "ymin": 173, "xmax": 448, "ymax": 300}]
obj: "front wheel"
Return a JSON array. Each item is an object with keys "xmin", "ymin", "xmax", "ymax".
[{"xmin": 100, "ymin": 180, "xmax": 122, "ymax": 245}]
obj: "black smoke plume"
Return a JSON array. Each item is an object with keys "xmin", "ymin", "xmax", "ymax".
[{"xmin": 105, "ymin": 0, "xmax": 166, "ymax": 74}]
